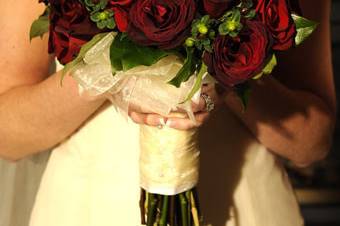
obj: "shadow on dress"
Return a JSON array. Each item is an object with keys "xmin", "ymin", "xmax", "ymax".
[{"xmin": 198, "ymin": 106, "xmax": 253, "ymax": 226}]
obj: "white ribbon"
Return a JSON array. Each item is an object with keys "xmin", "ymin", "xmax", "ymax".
[{"xmin": 71, "ymin": 32, "xmax": 201, "ymax": 195}]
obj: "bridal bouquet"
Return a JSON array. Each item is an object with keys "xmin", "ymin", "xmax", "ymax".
[{"xmin": 31, "ymin": 0, "xmax": 316, "ymax": 225}]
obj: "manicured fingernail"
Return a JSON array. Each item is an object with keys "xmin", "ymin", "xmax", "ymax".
[
  {"xmin": 160, "ymin": 118, "xmax": 166, "ymax": 125},
  {"xmin": 165, "ymin": 119, "xmax": 172, "ymax": 127}
]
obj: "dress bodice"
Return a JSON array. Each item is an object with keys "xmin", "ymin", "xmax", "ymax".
[{"xmin": 29, "ymin": 103, "xmax": 304, "ymax": 226}]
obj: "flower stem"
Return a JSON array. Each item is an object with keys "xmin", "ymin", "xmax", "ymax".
[
  {"xmin": 146, "ymin": 193, "xmax": 157, "ymax": 226},
  {"xmin": 169, "ymin": 196, "xmax": 175, "ymax": 226},
  {"xmin": 179, "ymin": 193, "xmax": 188, "ymax": 226},
  {"xmin": 159, "ymin": 195, "xmax": 169, "ymax": 226},
  {"xmin": 186, "ymin": 191, "xmax": 192, "ymax": 226},
  {"xmin": 140, "ymin": 188, "xmax": 201, "ymax": 226},
  {"xmin": 140, "ymin": 189, "xmax": 146, "ymax": 225},
  {"xmin": 190, "ymin": 191, "xmax": 200, "ymax": 226},
  {"xmin": 156, "ymin": 195, "xmax": 162, "ymax": 225}
]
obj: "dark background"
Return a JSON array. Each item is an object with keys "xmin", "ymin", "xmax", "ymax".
[
  {"xmin": 288, "ymin": 1, "xmax": 340, "ymax": 225},
  {"xmin": 331, "ymin": 0, "xmax": 340, "ymax": 166}
]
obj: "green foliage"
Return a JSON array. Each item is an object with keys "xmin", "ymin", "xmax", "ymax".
[
  {"xmin": 168, "ymin": 48, "xmax": 200, "ymax": 88},
  {"xmin": 181, "ymin": 63, "xmax": 208, "ymax": 103},
  {"xmin": 191, "ymin": 15, "xmax": 212, "ymax": 37},
  {"xmin": 110, "ymin": 34, "xmax": 169, "ymax": 71},
  {"xmin": 262, "ymin": 54, "xmax": 277, "ymax": 75},
  {"xmin": 252, "ymin": 54, "xmax": 277, "ymax": 80},
  {"xmin": 90, "ymin": 9, "xmax": 116, "ymax": 29},
  {"xmin": 292, "ymin": 14, "xmax": 318, "ymax": 46},
  {"xmin": 29, "ymin": 7, "xmax": 49, "ymax": 41},
  {"xmin": 237, "ymin": 0, "xmax": 254, "ymax": 9},
  {"xmin": 244, "ymin": 9, "xmax": 256, "ymax": 19},
  {"xmin": 83, "ymin": 0, "xmax": 116, "ymax": 30},
  {"xmin": 187, "ymin": 15, "xmax": 215, "ymax": 52},
  {"xmin": 218, "ymin": 9, "xmax": 243, "ymax": 37},
  {"xmin": 84, "ymin": 0, "xmax": 107, "ymax": 11}
]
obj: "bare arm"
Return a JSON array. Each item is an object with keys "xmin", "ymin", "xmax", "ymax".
[
  {"xmin": 0, "ymin": 1, "xmax": 105, "ymax": 161},
  {"xmin": 224, "ymin": 0, "xmax": 336, "ymax": 167}
]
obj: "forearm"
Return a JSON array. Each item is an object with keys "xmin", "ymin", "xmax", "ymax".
[
  {"xmin": 225, "ymin": 76, "xmax": 335, "ymax": 166},
  {"xmin": 0, "ymin": 71, "xmax": 105, "ymax": 160}
]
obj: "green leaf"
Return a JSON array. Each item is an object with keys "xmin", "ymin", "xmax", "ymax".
[
  {"xmin": 232, "ymin": 9, "xmax": 241, "ymax": 23},
  {"xmin": 201, "ymin": 15, "xmax": 210, "ymax": 24},
  {"xmin": 292, "ymin": 14, "xmax": 318, "ymax": 46},
  {"xmin": 235, "ymin": 82, "xmax": 251, "ymax": 111},
  {"xmin": 29, "ymin": 14, "xmax": 49, "ymax": 41},
  {"xmin": 90, "ymin": 13, "xmax": 101, "ymax": 22},
  {"xmin": 168, "ymin": 48, "xmax": 198, "ymax": 88},
  {"xmin": 262, "ymin": 54, "xmax": 277, "ymax": 75},
  {"xmin": 110, "ymin": 34, "xmax": 169, "ymax": 72},
  {"xmin": 244, "ymin": 9, "xmax": 256, "ymax": 19},
  {"xmin": 61, "ymin": 32, "xmax": 110, "ymax": 84},
  {"xmin": 253, "ymin": 54, "xmax": 277, "ymax": 80},
  {"xmin": 238, "ymin": 0, "xmax": 253, "ymax": 9},
  {"xmin": 229, "ymin": 31, "xmax": 238, "ymax": 37},
  {"xmin": 218, "ymin": 24, "xmax": 229, "ymax": 35},
  {"xmin": 97, "ymin": 20, "xmax": 107, "ymax": 29},
  {"xmin": 106, "ymin": 19, "xmax": 116, "ymax": 29},
  {"xmin": 181, "ymin": 63, "xmax": 207, "ymax": 104}
]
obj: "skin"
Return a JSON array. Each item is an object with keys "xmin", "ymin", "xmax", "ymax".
[
  {"xmin": 0, "ymin": 2, "xmax": 105, "ymax": 160},
  {"xmin": 224, "ymin": 0, "xmax": 336, "ymax": 167},
  {"xmin": 0, "ymin": 1, "xmax": 336, "ymax": 168}
]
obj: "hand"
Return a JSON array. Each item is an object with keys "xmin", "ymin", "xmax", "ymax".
[{"xmin": 128, "ymin": 83, "xmax": 225, "ymax": 130}]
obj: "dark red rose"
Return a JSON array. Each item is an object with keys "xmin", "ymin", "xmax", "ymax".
[
  {"xmin": 254, "ymin": 0, "xmax": 296, "ymax": 51},
  {"xmin": 203, "ymin": 20, "xmax": 272, "ymax": 87},
  {"xmin": 202, "ymin": 0, "xmax": 236, "ymax": 18},
  {"xmin": 127, "ymin": 0, "xmax": 196, "ymax": 49},
  {"xmin": 49, "ymin": 0, "xmax": 101, "ymax": 64},
  {"xmin": 109, "ymin": 0, "xmax": 133, "ymax": 5},
  {"xmin": 108, "ymin": 0, "xmax": 134, "ymax": 32}
]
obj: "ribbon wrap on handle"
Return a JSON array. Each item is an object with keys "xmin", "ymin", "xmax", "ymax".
[
  {"xmin": 140, "ymin": 125, "xmax": 199, "ymax": 195},
  {"xmin": 69, "ymin": 32, "xmax": 202, "ymax": 195}
]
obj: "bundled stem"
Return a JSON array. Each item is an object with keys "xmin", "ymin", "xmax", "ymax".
[
  {"xmin": 141, "ymin": 188, "xmax": 201, "ymax": 226},
  {"xmin": 146, "ymin": 193, "xmax": 158, "ymax": 226},
  {"xmin": 159, "ymin": 196, "xmax": 169, "ymax": 226}
]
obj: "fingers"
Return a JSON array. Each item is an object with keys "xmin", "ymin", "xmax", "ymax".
[
  {"xmin": 165, "ymin": 112, "xmax": 210, "ymax": 130},
  {"xmin": 129, "ymin": 112, "xmax": 166, "ymax": 127},
  {"xmin": 128, "ymin": 102, "xmax": 153, "ymax": 114},
  {"xmin": 191, "ymin": 97, "xmax": 206, "ymax": 113},
  {"xmin": 191, "ymin": 83, "xmax": 223, "ymax": 113},
  {"xmin": 129, "ymin": 111, "xmax": 210, "ymax": 130},
  {"xmin": 128, "ymin": 83, "xmax": 220, "ymax": 129}
]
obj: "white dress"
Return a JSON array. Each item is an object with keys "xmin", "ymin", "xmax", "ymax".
[
  {"xmin": 29, "ymin": 102, "xmax": 304, "ymax": 226},
  {"xmin": 0, "ymin": 152, "xmax": 49, "ymax": 226}
]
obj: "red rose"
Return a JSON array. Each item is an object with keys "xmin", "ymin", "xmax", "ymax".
[
  {"xmin": 127, "ymin": 0, "xmax": 196, "ymax": 49},
  {"xmin": 203, "ymin": 20, "xmax": 272, "ymax": 87},
  {"xmin": 254, "ymin": 0, "xmax": 296, "ymax": 51},
  {"xmin": 109, "ymin": 0, "xmax": 133, "ymax": 5},
  {"xmin": 202, "ymin": 0, "xmax": 236, "ymax": 18},
  {"xmin": 49, "ymin": 0, "xmax": 100, "ymax": 64},
  {"xmin": 108, "ymin": 0, "xmax": 134, "ymax": 32}
]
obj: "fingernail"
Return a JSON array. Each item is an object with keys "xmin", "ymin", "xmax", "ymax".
[
  {"xmin": 160, "ymin": 118, "xmax": 166, "ymax": 125},
  {"xmin": 165, "ymin": 119, "xmax": 172, "ymax": 127}
]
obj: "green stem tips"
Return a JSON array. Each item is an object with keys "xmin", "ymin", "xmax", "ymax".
[{"xmin": 141, "ymin": 188, "xmax": 201, "ymax": 226}]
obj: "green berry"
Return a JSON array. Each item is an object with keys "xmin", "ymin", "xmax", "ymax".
[
  {"xmin": 197, "ymin": 24, "xmax": 208, "ymax": 35},
  {"xmin": 226, "ymin": 20, "xmax": 237, "ymax": 31},
  {"xmin": 98, "ymin": 12, "xmax": 108, "ymax": 20},
  {"xmin": 185, "ymin": 38, "xmax": 195, "ymax": 47}
]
